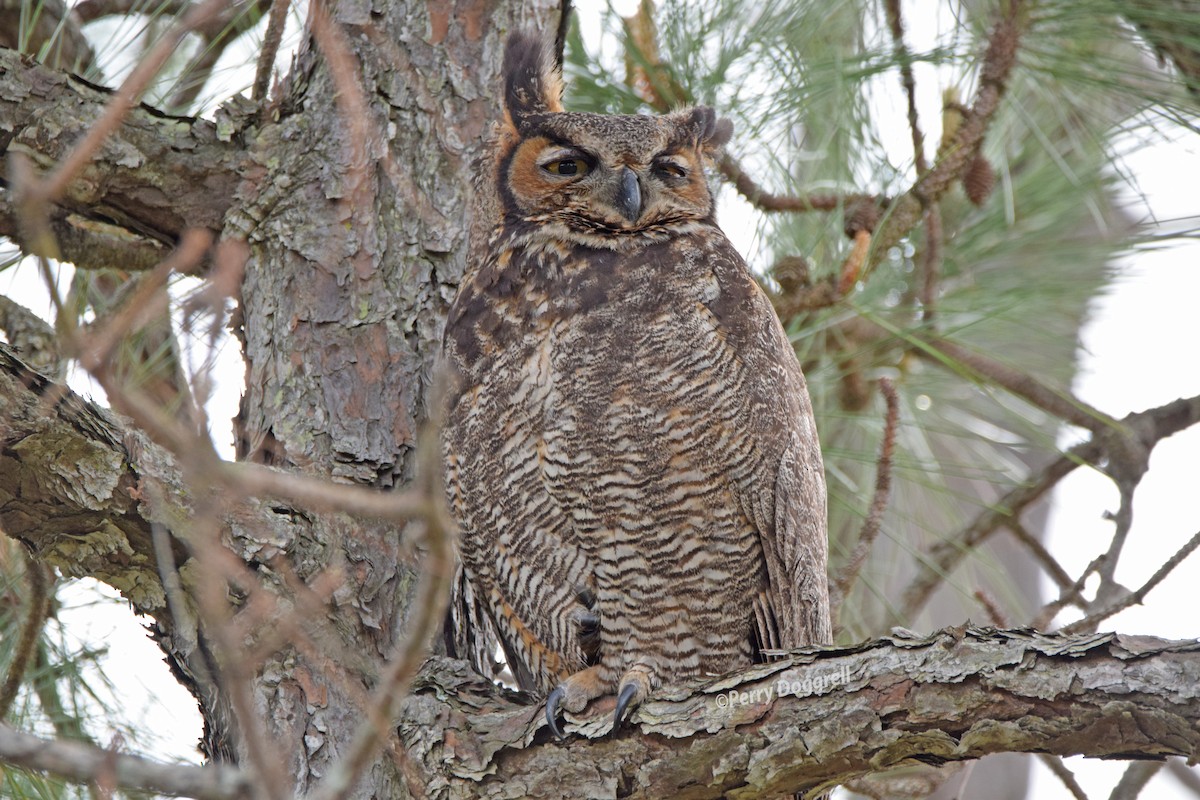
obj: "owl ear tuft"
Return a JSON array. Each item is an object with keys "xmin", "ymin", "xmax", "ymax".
[
  {"xmin": 502, "ymin": 31, "xmax": 565, "ymax": 128},
  {"xmin": 676, "ymin": 106, "xmax": 734, "ymax": 153}
]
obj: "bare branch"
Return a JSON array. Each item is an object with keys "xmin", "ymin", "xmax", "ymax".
[
  {"xmin": 884, "ymin": 0, "xmax": 928, "ymax": 175},
  {"xmin": 717, "ymin": 154, "xmax": 877, "ymax": 215},
  {"xmin": 900, "ymin": 394, "xmax": 1200, "ymax": 620},
  {"xmin": 0, "ymin": 722, "xmax": 250, "ymax": 800},
  {"xmin": 1040, "ymin": 754, "xmax": 1091, "ymax": 800},
  {"xmin": 1168, "ymin": 760, "xmax": 1200, "ymax": 797},
  {"xmin": 252, "ymin": 0, "xmax": 291, "ymax": 104},
  {"xmin": 1004, "ymin": 519, "xmax": 1075, "ymax": 591},
  {"xmin": 1109, "ymin": 761, "xmax": 1163, "ymax": 800},
  {"xmin": 1061, "ymin": 528, "xmax": 1200, "ymax": 635},
  {"xmin": 832, "ymin": 378, "xmax": 899, "ymax": 625}
]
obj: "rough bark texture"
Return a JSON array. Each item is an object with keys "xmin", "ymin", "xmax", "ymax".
[
  {"xmin": 3, "ymin": 353, "xmax": 1200, "ymax": 798},
  {"xmin": 220, "ymin": 0, "xmax": 561, "ymax": 792},
  {"xmin": 400, "ymin": 629, "xmax": 1200, "ymax": 800},
  {"xmin": 0, "ymin": 48, "xmax": 243, "ymax": 266}
]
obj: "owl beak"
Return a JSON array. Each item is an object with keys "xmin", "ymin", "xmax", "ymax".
[{"xmin": 614, "ymin": 167, "xmax": 643, "ymax": 223}]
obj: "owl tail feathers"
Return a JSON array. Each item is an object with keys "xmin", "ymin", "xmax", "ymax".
[{"xmin": 503, "ymin": 30, "xmax": 565, "ymax": 128}]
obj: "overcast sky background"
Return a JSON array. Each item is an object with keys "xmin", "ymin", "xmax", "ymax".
[{"xmin": 1, "ymin": 1, "xmax": 1198, "ymax": 796}]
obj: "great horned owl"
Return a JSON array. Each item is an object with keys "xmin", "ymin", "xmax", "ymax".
[{"xmin": 442, "ymin": 31, "xmax": 830, "ymax": 736}]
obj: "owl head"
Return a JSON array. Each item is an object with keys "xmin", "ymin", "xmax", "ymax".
[{"xmin": 494, "ymin": 31, "xmax": 733, "ymax": 250}]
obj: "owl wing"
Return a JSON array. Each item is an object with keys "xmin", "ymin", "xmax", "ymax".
[
  {"xmin": 704, "ymin": 237, "xmax": 832, "ymax": 652},
  {"xmin": 442, "ymin": 270, "xmax": 597, "ymax": 694}
]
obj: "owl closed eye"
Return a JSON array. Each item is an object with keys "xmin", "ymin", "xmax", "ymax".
[
  {"xmin": 496, "ymin": 34, "xmax": 733, "ymax": 248},
  {"xmin": 443, "ymin": 29, "xmax": 829, "ymax": 741}
]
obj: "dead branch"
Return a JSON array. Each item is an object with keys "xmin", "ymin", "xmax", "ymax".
[
  {"xmin": 1040, "ymin": 754, "xmax": 1090, "ymax": 800},
  {"xmin": 4, "ymin": 628, "xmax": 1200, "ymax": 799},
  {"xmin": 1110, "ymin": 761, "xmax": 1163, "ymax": 800},
  {"xmin": 899, "ymin": 394, "xmax": 1200, "ymax": 619},
  {"xmin": 832, "ymin": 378, "xmax": 899, "ymax": 624},
  {"xmin": 1062, "ymin": 528, "xmax": 1200, "ymax": 635},
  {"xmin": 1005, "ymin": 519, "xmax": 1075, "ymax": 591},
  {"xmin": 253, "ymin": 0, "xmax": 291, "ymax": 105},
  {"xmin": 0, "ymin": 722, "xmax": 251, "ymax": 800},
  {"xmin": 0, "ymin": 48, "xmax": 243, "ymax": 258}
]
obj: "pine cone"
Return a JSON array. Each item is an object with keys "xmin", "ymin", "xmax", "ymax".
[{"xmin": 963, "ymin": 153, "xmax": 996, "ymax": 206}]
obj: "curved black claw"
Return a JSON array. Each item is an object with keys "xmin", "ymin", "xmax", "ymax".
[
  {"xmin": 612, "ymin": 682, "xmax": 639, "ymax": 734},
  {"xmin": 545, "ymin": 686, "xmax": 567, "ymax": 740}
]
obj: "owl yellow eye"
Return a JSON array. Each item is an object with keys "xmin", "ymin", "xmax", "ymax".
[{"xmin": 543, "ymin": 158, "xmax": 591, "ymax": 177}]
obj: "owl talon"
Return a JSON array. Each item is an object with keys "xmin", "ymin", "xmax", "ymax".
[
  {"xmin": 613, "ymin": 681, "xmax": 640, "ymax": 733},
  {"xmin": 545, "ymin": 686, "xmax": 567, "ymax": 740}
]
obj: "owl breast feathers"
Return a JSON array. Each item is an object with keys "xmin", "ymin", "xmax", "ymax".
[{"xmin": 441, "ymin": 30, "xmax": 830, "ymax": 737}]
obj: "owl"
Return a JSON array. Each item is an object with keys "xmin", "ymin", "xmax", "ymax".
[{"xmin": 441, "ymin": 30, "xmax": 830, "ymax": 737}]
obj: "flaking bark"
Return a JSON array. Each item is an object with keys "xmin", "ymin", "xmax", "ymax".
[{"xmin": 0, "ymin": 48, "xmax": 243, "ymax": 265}]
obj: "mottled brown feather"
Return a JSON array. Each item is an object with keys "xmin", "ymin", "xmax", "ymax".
[{"xmin": 442, "ymin": 32, "xmax": 829, "ymax": 704}]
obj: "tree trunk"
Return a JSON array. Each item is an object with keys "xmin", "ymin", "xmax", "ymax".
[{"xmin": 222, "ymin": 0, "xmax": 561, "ymax": 792}]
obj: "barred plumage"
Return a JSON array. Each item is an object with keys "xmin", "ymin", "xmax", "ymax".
[{"xmin": 442, "ymin": 31, "xmax": 830, "ymax": 734}]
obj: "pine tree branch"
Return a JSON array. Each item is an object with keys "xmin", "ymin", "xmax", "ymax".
[
  {"xmin": 5, "ymin": 345, "xmax": 1200, "ymax": 798},
  {"xmin": 899, "ymin": 394, "xmax": 1200, "ymax": 619},
  {"xmin": 0, "ymin": 48, "xmax": 244, "ymax": 258},
  {"xmin": 4, "ymin": 629, "xmax": 1200, "ymax": 799},
  {"xmin": 0, "ymin": 722, "xmax": 251, "ymax": 800},
  {"xmin": 869, "ymin": 0, "xmax": 1027, "ymax": 273}
]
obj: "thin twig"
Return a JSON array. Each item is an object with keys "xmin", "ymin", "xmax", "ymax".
[
  {"xmin": 1061, "ymin": 528, "xmax": 1200, "ymax": 635},
  {"xmin": 1039, "ymin": 754, "xmax": 1090, "ymax": 800},
  {"xmin": 973, "ymin": 589, "xmax": 1008, "ymax": 627},
  {"xmin": 899, "ymin": 443, "xmax": 1089, "ymax": 620},
  {"xmin": 1004, "ymin": 519, "xmax": 1075, "ymax": 591},
  {"xmin": 832, "ymin": 378, "xmax": 899, "ymax": 625},
  {"xmin": 902, "ymin": 393, "xmax": 1200, "ymax": 622},
  {"xmin": 0, "ymin": 553, "xmax": 50, "ymax": 718},
  {"xmin": 1033, "ymin": 555, "xmax": 1104, "ymax": 630},
  {"xmin": 32, "ymin": 0, "xmax": 230, "ymax": 204},
  {"xmin": 718, "ymin": 154, "xmax": 874, "ymax": 214},
  {"xmin": 884, "ymin": 0, "xmax": 928, "ymax": 176},
  {"xmin": 1108, "ymin": 761, "xmax": 1163, "ymax": 800},
  {"xmin": 1168, "ymin": 761, "xmax": 1200, "ymax": 797},
  {"xmin": 78, "ymin": 230, "xmax": 211, "ymax": 374},
  {"xmin": 253, "ymin": 0, "xmax": 291, "ymax": 104}
]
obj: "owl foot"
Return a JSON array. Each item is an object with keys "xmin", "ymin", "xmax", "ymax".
[
  {"xmin": 612, "ymin": 665, "xmax": 654, "ymax": 734},
  {"xmin": 544, "ymin": 664, "xmax": 612, "ymax": 740},
  {"xmin": 545, "ymin": 686, "xmax": 568, "ymax": 740}
]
